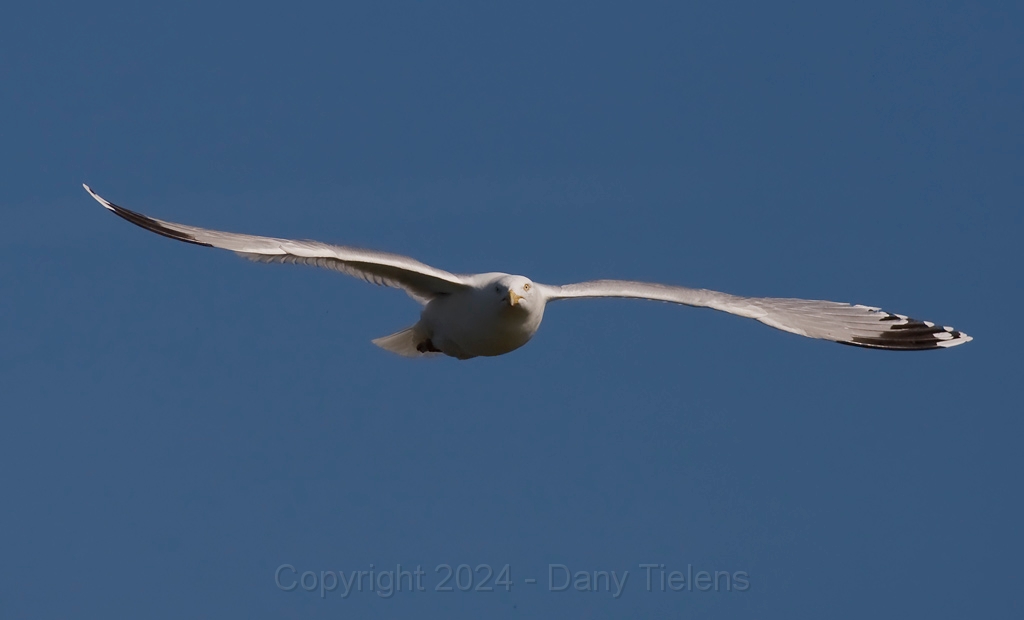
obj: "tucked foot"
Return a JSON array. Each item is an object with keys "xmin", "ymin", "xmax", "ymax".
[{"xmin": 416, "ymin": 339, "xmax": 441, "ymax": 353}]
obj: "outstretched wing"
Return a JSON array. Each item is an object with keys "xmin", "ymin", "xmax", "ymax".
[
  {"xmin": 539, "ymin": 279, "xmax": 971, "ymax": 350},
  {"xmin": 84, "ymin": 185, "xmax": 470, "ymax": 303}
]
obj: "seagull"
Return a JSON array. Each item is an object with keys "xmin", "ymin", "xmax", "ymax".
[{"xmin": 83, "ymin": 185, "xmax": 971, "ymax": 359}]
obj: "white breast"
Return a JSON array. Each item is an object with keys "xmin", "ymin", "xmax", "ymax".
[{"xmin": 421, "ymin": 287, "xmax": 545, "ymax": 358}]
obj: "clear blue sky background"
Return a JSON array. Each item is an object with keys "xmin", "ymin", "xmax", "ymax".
[{"xmin": 1, "ymin": 2, "xmax": 1021, "ymax": 617}]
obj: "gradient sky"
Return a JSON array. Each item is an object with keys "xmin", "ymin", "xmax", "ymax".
[{"xmin": 2, "ymin": 2, "xmax": 1021, "ymax": 618}]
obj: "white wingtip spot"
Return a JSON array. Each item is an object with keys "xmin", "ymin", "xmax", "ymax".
[
  {"xmin": 935, "ymin": 332, "xmax": 972, "ymax": 348},
  {"xmin": 924, "ymin": 321, "xmax": 934, "ymax": 327},
  {"xmin": 82, "ymin": 184, "xmax": 115, "ymax": 212}
]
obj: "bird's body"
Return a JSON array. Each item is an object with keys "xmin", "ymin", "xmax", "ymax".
[
  {"xmin": 415, "ymin": 274, "xmax": 546, "ymax": 359},
  {"xmin": 83, "ymin": 185, "xmax": 972, "ymax": 357}
]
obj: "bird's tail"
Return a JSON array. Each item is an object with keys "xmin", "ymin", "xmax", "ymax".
[{"xmin": 372, "ymin": 323, "xmax": 437, "ymax": 358}]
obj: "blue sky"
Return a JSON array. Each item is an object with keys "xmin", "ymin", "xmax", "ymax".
[{"xmin": 1, "ymin": 1, "xmax": 1021, "ymax": 617}]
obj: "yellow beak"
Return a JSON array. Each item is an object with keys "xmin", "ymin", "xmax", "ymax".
[{"xmin": 508, "ymin": 290, "xmax": 523, "ymax": 306}]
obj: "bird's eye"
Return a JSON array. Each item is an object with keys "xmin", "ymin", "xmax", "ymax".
[
  {"xmin": 523, "ymin": 283, "xmax": 531, "ymax": 291},
  {"xmin": 495, "ymin": 286, "xmax": 501, "ymax": 292}
]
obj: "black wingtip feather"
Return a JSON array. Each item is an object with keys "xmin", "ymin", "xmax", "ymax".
[
  {"xmin": 86, "ymin": 186, "xmax": 212, "ymax": 247},
  {"xmin": 844, "ymin": 314, "xmax": 972, "ymax": 350},
  {"xmin": 108, "ymin": 202, "xmax": 212, "ymax": 247}
]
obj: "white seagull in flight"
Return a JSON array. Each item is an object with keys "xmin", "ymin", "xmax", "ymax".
[{"xmin": 84, "ymin": 185, "xmax": 971, "ymax": 359}]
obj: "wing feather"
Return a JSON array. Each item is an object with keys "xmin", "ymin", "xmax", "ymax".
[
  {"xmin": 84, "ymin": 185, "xmax": 468, "ymax": 303},
  {"xmin": 540, "ymin": 279, "xmax": 971, "ymax": 350}
]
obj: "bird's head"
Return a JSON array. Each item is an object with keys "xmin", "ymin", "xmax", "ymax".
[{"xmin": 493, "ymin": 275, "xmax": 538, "ymax": 312}]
